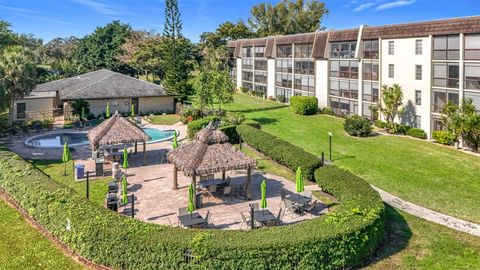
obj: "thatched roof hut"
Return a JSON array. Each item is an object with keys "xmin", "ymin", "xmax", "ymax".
[
  {"xmin": 167, "ymin": 123, "xmax": 256, "ymax": 205},
  {"xmin": 87, "ymin": 112, "xmax": 151, "ymax": 164}
]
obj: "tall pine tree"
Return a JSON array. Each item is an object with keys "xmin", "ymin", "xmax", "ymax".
[{"xmin": 161, "ymin": 0, "xmax": 192, "ymax": 102}]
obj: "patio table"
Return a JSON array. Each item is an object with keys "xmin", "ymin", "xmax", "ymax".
[
  {"xmin": 287, "ymin": 194, "xmax": 311, "ymax": 206},
  {"xmin": 253, "ymin": 210, "xmax": 277, "ymax": 224},
  {"xmin": 178, "ymin": 212, "xmax": 207, "ymax": 227},
  {"xmin": 198, "ymin": 179, "xmax": 228, "ymax": 188}
]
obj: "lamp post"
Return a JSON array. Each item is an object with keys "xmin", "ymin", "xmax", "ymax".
[{"xmin": 328, "ymin": 132, "xmax": 333, "ymax": 162}]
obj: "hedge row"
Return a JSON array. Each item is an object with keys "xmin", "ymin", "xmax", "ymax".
[
  {"xmin": 236, "ymin": 124, "xmax": 321, "ymax": 181},
  {"xmin": 187, "ymin": 116, "xmax": 221, "ymax": 139},
  {"xmin": 0, "ymin": 148, "xmax": 385, "ymax": 270}
]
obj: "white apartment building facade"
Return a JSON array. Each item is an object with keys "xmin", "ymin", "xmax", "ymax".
[{"xmin": 227, "ymin": 16, "xmax": 480, "ymax": 139}]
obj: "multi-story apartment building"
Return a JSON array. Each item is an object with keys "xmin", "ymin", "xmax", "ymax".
[{"xmin": 227, "ymin": 16, "xmax": 480, "ymax": 139}]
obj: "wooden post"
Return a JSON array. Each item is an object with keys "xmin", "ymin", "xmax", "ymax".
[
  {"xmin": 173, "ymin": 165, "xmax": 178, "ymax": 190},
  {"xmin": 142, "ymin": 142, "xmax": 147, "ymax": 166},
  {"xmin": 86, "ymin": 171, "xmax": 90, "ymax": 200},
  {"xmin": 192, "ymin": 174, "xmax": 197, "ymax": 209},
  {"xmin": 222, "ymin": 171, "xmax": 226, "ymax": 180},
  {"xmin": 134, "ymin": 141, "xmax": 138, "ymax": 155},
  {"xmin": 247, "ymin": 166, "xmax": 252, "ymax": 200},
  {"xmin": 131, "ymin": 194, "xmax": 135, "ymax": 218}
]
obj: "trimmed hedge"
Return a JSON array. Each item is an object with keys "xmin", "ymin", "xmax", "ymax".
[
  {"xmin": 290, "ymin": 96, "xmax": 318, "ymax": 115},
  {"xmin": 218, "ymin": 125, "xmax": 239, "ymax": 144},
  {"xmin": 187, "ymin": 116, "xmax": 221, "ymax": 139},
  {"xmin": 432, "ymin": 130, "xmax": 456, "ymax": 145},
  {"xmin": 236, "ymin": 124, "xmax": 321, "ymax": 181},
  {"xmin": 0, "ymin": 148, "xmax": 385, "ymax": 270},
  {"xmin": 406, "ymin": 128, "xmax": 427, "ymax": 140}
]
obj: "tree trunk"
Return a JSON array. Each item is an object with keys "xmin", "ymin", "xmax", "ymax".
[{"xmin": 8, "ymin": 99, "xmax": 14, "ymax": 127}]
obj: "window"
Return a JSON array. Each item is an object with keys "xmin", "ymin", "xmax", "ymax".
[
  {"xmin": 433, "ymin": 63, "xmax": 459, "ymax": 88},
  {"xmin": 465, "ymin": 91, "xmax": 480, "ymax": 110},
  {"xmin": 363, "ymin": 40, "xmax": 379, "ymax": 59},
  {"xmin": 16, "ymin": 103, "xmax": 26, "ymax": 119},
  {"xmin": 415, "ymin": 115, "xmax": 421, "ymax": 128},
  {"xmin": 362, "ymin": 103, "xmax": 377, "ymax": 120},
  {"xmin": 433, "ymin": 35, "xmax": 460, "ymax": 60},
  {"xmin": 415, "ymin": 90, "xmax": 421, "ymax": 105},
  {"xmin": 415, "ymin": 39, "xmax": 422, "ymax": 55},
  {"xmin": 276, "ymin": 59, "xmax": 292, "ymax": 73},
  {"xmin": 294, "ymin": 43, "xmax": 313, "ymax": 58},
  {"xmin": 277, "ymin": 45, "xmax": 292, "ymax": 58},
  {"xmin": 330, "ymin": 97, "xmax": 358, "ymax": 114},
  {"xmin": 243, "ymin": 81, "xmax": 253, "ymax": 91},
  {"xmin": 363, "ymin": 82, "xmax": 379, "ymax": 102},
  {"xmin": 294, "ymin": 75, "xmax": 314, "ymax": 92},
  {"xmin": 464, "ymin": 64, "xmax": 480, "ymax": 90},
  {"xmin": 254, "ymin": 60, "xmax": 267, "ymax": 71},
  {"xmin": 330, "ymin": 42, "xmax": 356, "ymax": 58},
  {"xmin": 415, "ymin": 65, "xmax": 422, "ymax": 80},
  {"xmin": 388, "ymin": 64, "xmax": 394, "ymax": 78},
  {"xmin": 363, "ymin": 61, "xmax": 379, "ymax": 80},
  {"xmin": 330, "ymin": 79, "xmax": 358, "ymax": 99},
  {"xmin": 242, "ymin": 59, "xmax": 253, "ymax": 70},
  {"xmin": 388, "ymin": 41, "xmax": 394, "ymax": 55},
  {"xmin": 254, "ymin": 71, "xmax": 267, "ymax": 84},
  {"xmin": 276, "ymin": 73, "xmax": 292, "ymax": 88},
  {"xmin": 253, "ymin": 84, "xmax": 267, "ymax": 96},
  {"xmin": 275, "ymin": 87, "xmax": 292, "ymax": 102},
  {"xmin": 465, "ymin": 34, "xmax": 480, "ymax": 60},
  {"xmin": 242, "ymin": 46, "xmax": 252, "ymax": 57},
  {"xmin": 330, "ymin": 60, "xmax": 358, "ymax": 79},
  {"xmin": 242, "ymin": 71, "xmax": 253, "ymax": 82},
  {"xmin": 433, "ymin": 89, "xmax": 459, "ymax": 112},
  {"xmin": 254, "ymin": 46, "xmax": 265, "ymax": 58},
  {"xmin": 294, "ymin": 61, "xmax": 314, "ymax": 75}
]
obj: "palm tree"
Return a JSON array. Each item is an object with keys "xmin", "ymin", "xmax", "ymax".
[{"xmin": 0, "ymin": 45, "xmax": 36, "ymax": 126}]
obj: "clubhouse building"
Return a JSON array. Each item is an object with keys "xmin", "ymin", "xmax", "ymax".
[{"xmin": 227, "ymin": 16, "xmax": 480, "ymax": 139}]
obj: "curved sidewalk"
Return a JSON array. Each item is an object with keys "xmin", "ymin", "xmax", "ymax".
[{"xmin": 372, "ymin": 185, "xmax": 480, "ymax": 237}]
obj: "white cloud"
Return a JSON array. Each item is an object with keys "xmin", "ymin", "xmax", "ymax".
[
  {"xmin": 375, "ymin": 0, "xmax": 416, "ymax": 11},
  {"xmin": 353, "ymin": 2, "xmax": 376, "ymax": 12},
  {"xmin": 71, "ymin": 0, "xmax": 121, "ymax": 16}
]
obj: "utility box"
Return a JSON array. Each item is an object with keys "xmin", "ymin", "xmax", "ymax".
[{"xmin": 75, "ymin": 164, "xmax": 85, "ymax": 180}]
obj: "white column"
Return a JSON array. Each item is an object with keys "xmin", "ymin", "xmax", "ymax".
[
  {"xmin": 315, "ymin": 60, "xmax": 329, "ymax": 108},
  {"xmin": 459, "ymin": 33, "xmax": 465, "ymax": 105},
  {"xmin": 358, "ymin": 59, "xmax": 363, "ymax": 116},
  {"xmin": 267, "ymin": 58, "xmax": 276, "ymax": 98},
  {"xmin": 236, "ymin": 58, "xmax": 242, "ymax": 89}
]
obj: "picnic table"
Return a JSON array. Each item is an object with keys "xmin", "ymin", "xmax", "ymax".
[
  {"xmin": 253, "ymin": 209, "xmax": 277, "ymax": 224},
  {"xmin": 178, "ymin": 212, "xmax": 207, "ymax": 227},
  {"xmin": 198, "ymin": 179, "xmax": 228, "ymax": 188},
  {"xmin": 287, "ymin": 194, "xmax": 311, "ymax": 206}
]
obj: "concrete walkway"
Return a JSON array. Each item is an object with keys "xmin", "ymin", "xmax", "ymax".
[{"xmin": 372, "ymin": 185, "xmax": 480, "ymax": 237}]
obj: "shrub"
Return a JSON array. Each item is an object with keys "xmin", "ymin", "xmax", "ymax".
[
  {"xmin": 322, "ymin": 107, "xmax": 334, "ymax": 115},
  {"xmin": 374, "ymin": 120, "xmax": 387, "ymax": 128},
  {"xmin": 407, "ymin": 128, "xmax": 427, "ymax": 140},
  {"xmin": 179, "ymin": 107, "xmax": 202, "ymax": 124},
  {"xmin": 343, "ymin": 115, "xmax": 372, "ymax": 137},
  {"xmin": 237, "ymin": 124, "xmax": 321, "ymax": 180},
  {"xmin": 432, "ymin": 130, "xmax": 457, "ymax": 145},
  {"xmin": 0, "ymin": 148, "xmax": 385, "ymax": 270},
  {"xmin": 290, "ymin": 96, "xmax": 318, "ymax": 115},
  {"xmin": 218, "ymin": 125, "xmax": 239, "ymax": 143},
  {"xmin": 276, "ymin": 95, "xmax": 286, "ymax": 103},
  {"xmin": 187, "ymin": 116, "xmax": 220, "ymax": 139},
  {"xmin": 395, "ymin": 124, "xmax": 411, "ymax": 135},
  {"xmin": 224, "ymin": 112, "xmax": 245, "ymax": 126}
]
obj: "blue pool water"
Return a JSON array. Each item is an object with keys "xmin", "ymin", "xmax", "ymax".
[{"xmin": 25, "ymin": 128, "xmax": 176, "ymax": 148}]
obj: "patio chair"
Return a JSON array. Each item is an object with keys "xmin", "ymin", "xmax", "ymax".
[
  {"xmin": 223, "ymin": 186, "xmax": 232, "ymax": 199},
  {"xmin": 240, "ymin": 212, "xmax": 253, "ymax": 229},
  {"xmin": 266, "ymin": 208, "xmax": 284, "ymax": 227},
  {"xmin": 284, "ymin": 199, "xmax": 297, "ymax": 218},
  {"xmin": 178, "ymin": 207, "xmax": 188, "ymax": 216},
  {"xmin": 201, "ymin": 187, "xmax": 214, "ymax": 201},
  {"xmin": 208, "ymin": 184, "xmax": 217, "ymax": 195},
  {"xmin": 305, "ymin": 200, "xmax": 318, "ymax": 218},
  {"xmin": 204, "ymin": 211, "xmax": 211, "ymax": 224},
  {"xmin": 279, "ymin": 190, "xmax": 287, "ymax": 207},
  {"xmin": 250, "ymin": 203, "xmax": 259, "ymax": 211}
]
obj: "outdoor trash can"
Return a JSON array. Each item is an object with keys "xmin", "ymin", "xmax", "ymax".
[
  {"xmin": 95, "ymin": 158, "xmax": 104, "ymax": 177},
  {"xmin": 196, "ymin": 192, "xmax": 202, "ymax": 208},
  {"xmin": 108, "ymin": 182, "xmax": 118, "ymax": 194},
  {"xmin": 106, "ymin": 193, "xmax": 118, "ymax": 212},
  {"xmin": 75, "ymin": 164, "xmax": 85, "ymax": 180}
]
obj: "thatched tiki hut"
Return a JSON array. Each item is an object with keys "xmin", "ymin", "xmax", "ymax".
[
  {"xmin": 167, "ymin": 123, "xmax": 256, "ymax": 208},
  {"xmin": 87, "ymin": 111, "xmax": 151, "ymax": 165}
]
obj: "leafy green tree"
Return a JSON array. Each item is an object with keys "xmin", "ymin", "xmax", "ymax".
[
  {"xmin": 193, "ymin": 68, "xmax": 234, "ymax": 111},
  {"xmin": 248, "ymin": 0, "xmax": 328, "ymax": 36},
  {"xmin": 0, "ymin": 45, "xmax": 37, "ymax": 126},
  {"xmin": 70, "ymin": 99, "xmax": 90, "ymax": 119},
  {"xmin": 161, "ymin": 0, "xmax": 194, "ymax": 102},
  {"xmin": 74, "ymin": 21, "xmax": 133, "ymax": 74},
  {"xmin": 441, "ymin": 98, "xmax": 480, "ymax": 152},
  {"xmin": 374, "ymin": 84, "xmax": 405, "ymax": 133}
]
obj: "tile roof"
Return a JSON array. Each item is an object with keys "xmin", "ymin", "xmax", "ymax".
[{"xmin": 32, "ymin": 69, "xmax": 169, "ymax": 101}]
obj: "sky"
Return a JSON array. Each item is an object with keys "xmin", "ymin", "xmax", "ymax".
[{"xmin": 0, "ymin": 0, "xmax": 479, "ymax": 44}]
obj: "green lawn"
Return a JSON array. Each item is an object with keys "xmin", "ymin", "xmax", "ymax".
[
  {"xmin": 146, "ymin": 114, "xmax": 181, "ymax": 125},
  {"xmin": 364, "ymin": 206, "xmax": 480, "ymax": 269},
  {"xmin": 226, "ymin": 94, "xmax": 480, "ymax": 223},
  {"xmin": 0, "ymin": 200, "xmax": 85, "ymax": 270},
  {"xmin": 30, "ymin": 160, "xmax": 110, "ymax": 207}
]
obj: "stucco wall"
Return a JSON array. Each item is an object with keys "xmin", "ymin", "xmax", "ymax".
[
  {"xmin": 86, "ymin": 97, "xmax": 174, "ymax": 117},
  {"xmin": 13, "ymin": 97, "xmax": 55, "ymax": 121},
  {"xmin": 315, "ymin": 59, "xmax": 329, "ymax": 108},
  {"xmin": 139, "ymin": 96, "xmax": 175, "ymax": 114},
  {"xmin": 88, "ymin": 98, "xmax": 131, "ymax": 117}
]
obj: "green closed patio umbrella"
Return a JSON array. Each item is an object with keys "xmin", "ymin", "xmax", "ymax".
[
  {"xmin": 122, "ymin": 146, "xmax": 129, "ymax": 170},
  {"xmin": 130, "ymin": 103, "xmax": 135, "ymax": 117},
  {"xmin": 81, "ymin": 106, "xmax": 86, "ymax": 120},
  {"xmin": 261, "ymin": 179, "xmax": 267, "ymax": 211},
  {"xmin": 296, "ymin": 167, "xmax": 304, "ymax": 193},
  {"xmin": 105, "ymin": 103, "xmax": 110, "ymax": 118},
  {"xmin": 62, "ymin": 142, "xmax": 71, "ymax": 176},
  {"xmin": 187, "ymin": 184, "xmax": 195, "ymax": 216},
  {"xmin": 172, "ymin": 130, "xmax": 178, "ymax": 149},
  {"xmin": 121, "ymin": 174, "xmax": 128, "ymax": 205}
]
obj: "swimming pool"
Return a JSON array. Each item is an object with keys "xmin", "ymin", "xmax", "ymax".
[{"xmin": 25, "ymin": 128, "xmax": 177, "ymax": 148}]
